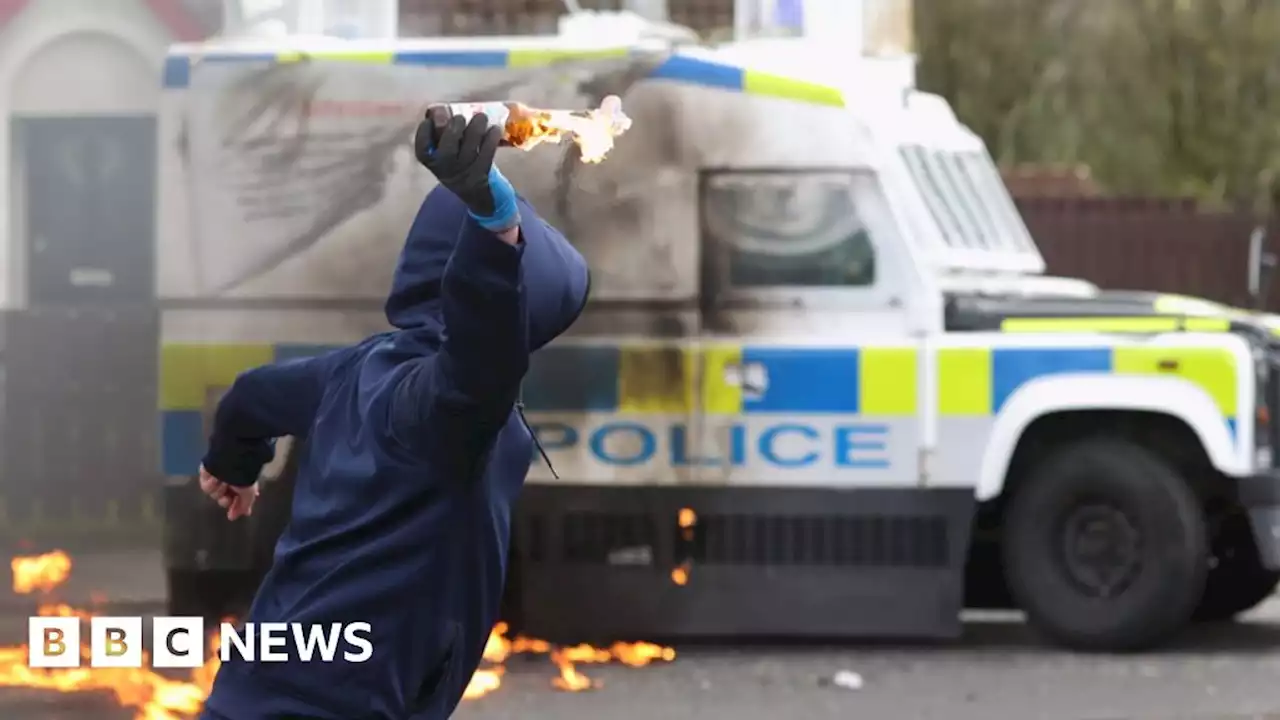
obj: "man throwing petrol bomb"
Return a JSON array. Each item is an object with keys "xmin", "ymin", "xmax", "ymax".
[{"xmin": 195, "ymin": 108, "xmax": 590, "ymax": 720}]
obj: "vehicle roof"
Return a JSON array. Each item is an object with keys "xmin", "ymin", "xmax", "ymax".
[
  {"xmin": 162, "ymin": 37, "xmax": 848, "ymax": 109},
  {"xmin": 163, "ymin": 35, "xmax": 1045, "ymax": 279}
]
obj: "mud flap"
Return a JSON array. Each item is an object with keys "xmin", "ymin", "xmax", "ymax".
[
  {"xmin": 162, "ymin": 477, "xmax": 258, "ymax": 572},
  {"xmin": 1238, "ymin": 472, "xmax": 1280, "ymax": 571},
  {"xmin": 1247, "ymin": 507, "xmax": 1280, "ymax": 570}
]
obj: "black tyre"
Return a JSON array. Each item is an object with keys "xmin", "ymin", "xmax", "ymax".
[
  {"xmin": 1194, "ymin": 513, "xmax": 1280, "ymax": 621},
  {"xmin": 1003, "ymin": 438, "xmax": 1208, "ymax": 652}
]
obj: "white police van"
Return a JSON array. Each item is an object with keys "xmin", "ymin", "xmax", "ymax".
[{"xmin": 156, "ymin": 14, "xmax": 1280, "ymax": 651}]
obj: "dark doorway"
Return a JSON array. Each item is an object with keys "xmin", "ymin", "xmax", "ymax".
[
  {"xmin": 15, "ymin": 115, "xmax": 155, "ymax": 305},
  {"xmin": 3, "ymin": 115, "xmax": 160, "ymax": 548}
]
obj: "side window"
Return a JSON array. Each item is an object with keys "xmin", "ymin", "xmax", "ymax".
[
  {"xmin": 901, "ymin": 146, "xmax": 972, "ymax": 250},
  {"xmin": 933, "ymin": 152, "xmax": 996, "ymax": 250},
  {"xmin": 903, "ymin": 144, "xmax": 1040, "ymax": 257},
  {"xmin": 955, "ymin": 152, "xmax": 1010, "ymax": 250},
  {"xmin": 701, "ymin": 171, "xmax": 876, "ymax": 288},
  {"xmin": 964, "ymin": 151, "xmax": 1038, "ymax": 252}
]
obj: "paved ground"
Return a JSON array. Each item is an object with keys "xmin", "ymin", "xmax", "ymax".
[
  {"xmin": 454, "ymin": 606, "xmax": 1280, "ymax": 720},
  {"xmin": 7, "ymin": 551, "xmax": 1280, "ymax": 719}
]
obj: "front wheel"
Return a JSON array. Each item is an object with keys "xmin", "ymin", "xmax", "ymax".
[{"xmin": 1003, "ymin": 438, "xmax": 1208, "ymax": 652}]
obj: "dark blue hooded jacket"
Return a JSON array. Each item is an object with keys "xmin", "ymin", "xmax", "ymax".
[{"xmin": 200, "ymin": 188, "xmax": 589, "ymax": 720}]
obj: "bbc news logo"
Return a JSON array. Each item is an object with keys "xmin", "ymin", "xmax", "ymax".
[{"xmin": 28, "ymin": 617, "xmax": 373, "ymax": 668}]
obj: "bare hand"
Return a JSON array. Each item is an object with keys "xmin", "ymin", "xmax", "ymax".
[
  {"xmin": 494, "ymin": 226, "xmax": 519, "ymax": 245},
  {"xmin": 199, "ymin": 464, "xmax": 259, "ymax": 521}
]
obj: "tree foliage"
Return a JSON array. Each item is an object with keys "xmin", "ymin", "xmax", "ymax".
[{"xmin": 916, "ymin": 0, "xmax": 1280, "ymax": 207}]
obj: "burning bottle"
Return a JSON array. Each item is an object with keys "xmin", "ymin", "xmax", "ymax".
[{"xmin": 431, "ymin": 95, "xmax": 632, "ymax": 164}]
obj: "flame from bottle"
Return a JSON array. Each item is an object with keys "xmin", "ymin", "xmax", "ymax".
[{"xmin": 512, "ymin": 95, "xmax": 632, "ymax": 164}]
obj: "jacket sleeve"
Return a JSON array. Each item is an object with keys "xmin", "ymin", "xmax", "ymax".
[
  {"xmin": 388, "ymin": 218, "xmax": 529, "ymax": 461},
  {"xmin": 201, "ymin": 350, "xmax": 345, "ymax": 487}
]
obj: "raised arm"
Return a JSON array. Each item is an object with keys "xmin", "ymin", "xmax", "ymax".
[
  {"xmin": 435, "ymin": 222, "xmax": 527, "ymax": 405},
  {"xmin": 385, "ymin": 108, "xmax": 531, "ymax": 461},
  {"xmin": 388, "ymin": 220, "xmax": 528, "ymax": 455}
]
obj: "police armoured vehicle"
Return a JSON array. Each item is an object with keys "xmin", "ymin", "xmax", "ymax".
[{"xmin": 156, "ymin": 11, "xmax": 1280, "ymax": 651}]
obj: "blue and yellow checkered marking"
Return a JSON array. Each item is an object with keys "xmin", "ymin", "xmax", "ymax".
[
  {"xmin": 990, "ymin": 347, "xmax": 1112, "ymax": 413},
  {"xmin": 161, "ymin": 48, "xmax": 845, "ymax": 107},
  {"xmin": 740, "ymin": 347, "xmax": 859, "ymax": 413},
  {"xmin": 159, "ymin": 342, "xmax": 342, "ymax": 475},
  {"xmin": 159, "ymin": 342, "xmax": 1241, "ymax": 475}
]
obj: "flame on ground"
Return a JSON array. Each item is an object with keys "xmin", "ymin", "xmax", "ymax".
[
  {"xmin": 3, "ymin": 551, "xmax": 221, "ymax": 720},
  {"xmin": 12, "ymin": 550, "xmax": 71, "ymax": 594},
  {"xmin": 463, "ymin": 621, "xmax": 675, "ymax": 698},
  {"xmin": 0, "ymin": 621, "xmax": 223, "ymax": 720},
  {"xmin": 4, "ymin": 551, "xmax": 675, "ymax": 715}
]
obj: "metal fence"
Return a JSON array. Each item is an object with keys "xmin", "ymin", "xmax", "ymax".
[{"xmin": 1018, "ymin": 196, "xmax": 1280, "ymax": 312}]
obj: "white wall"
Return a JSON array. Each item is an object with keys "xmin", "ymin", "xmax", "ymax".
[
  {"xmin": 732, "ymin": 0, "xmax": 915, "ymax": 57},
  {"xmin": 0, "ymin": 0, "xmax": 173, "ymax": 308}
]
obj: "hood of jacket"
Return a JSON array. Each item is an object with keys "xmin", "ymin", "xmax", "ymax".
[{"xmin": 383, "ymin": 185, "xmax": 590, "ymax": 350}]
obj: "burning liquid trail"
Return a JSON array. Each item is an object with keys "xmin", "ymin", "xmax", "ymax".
[
  {"xmin": 11, "ymin": 549, "xmax": 71, "ymax": 594},
  {"xmin": 3, "ymin": 551, "xmax": 675, "ymax": 714},
  {"xmin": 466, "ymin": 622, "xmax": 676, "ymax": 698}
]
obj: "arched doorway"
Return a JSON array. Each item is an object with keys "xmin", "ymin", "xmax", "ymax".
[
  {"xmin": 3, "ymin": 29, "xmax": 162, "ymax": 548},
  {"xmin": 11, "ymin": 30, "xmax": 157, "ymax": 305}
]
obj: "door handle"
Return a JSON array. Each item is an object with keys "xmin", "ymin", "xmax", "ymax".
[{"xmin": 723, "ymin": 361, "xmax": 768, "ymax": 400}]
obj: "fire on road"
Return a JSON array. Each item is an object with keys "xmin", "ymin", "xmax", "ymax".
[{"xmin": 0, "ymin": 550, "xmax": 676, "ymax": 718}]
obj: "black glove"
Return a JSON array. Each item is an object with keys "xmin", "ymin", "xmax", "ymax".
[{"xmin": 414, "ymin": 107, "xmax": 520, "ymax": 231}]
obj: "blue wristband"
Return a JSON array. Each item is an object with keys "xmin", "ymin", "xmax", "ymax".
[{"xmin": 469, "ymin": 165, "xmax": 520, "ymax": 232}]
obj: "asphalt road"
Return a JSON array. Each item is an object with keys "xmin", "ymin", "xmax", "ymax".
[
  {"xmin": 453, "ymin": 607, "xmax": 1280, "ymax": 720},
  {"xmin": 7, "ymin": 551, "xmax": 1280, "ymax": 719}
]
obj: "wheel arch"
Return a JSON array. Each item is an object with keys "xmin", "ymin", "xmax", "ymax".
[{"xmin": 976, "ymin": 373, "xmax": 1242, "ymax": 502}]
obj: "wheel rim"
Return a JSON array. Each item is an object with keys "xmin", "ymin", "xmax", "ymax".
[{"xmin": 1057, "ymin": 503, "xmax": 1142, "ymax": 598}]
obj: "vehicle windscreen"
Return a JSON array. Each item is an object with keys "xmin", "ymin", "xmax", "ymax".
[{"xmin": 701, "ymin": 170, "xmax": 876, "ymax": 289}]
